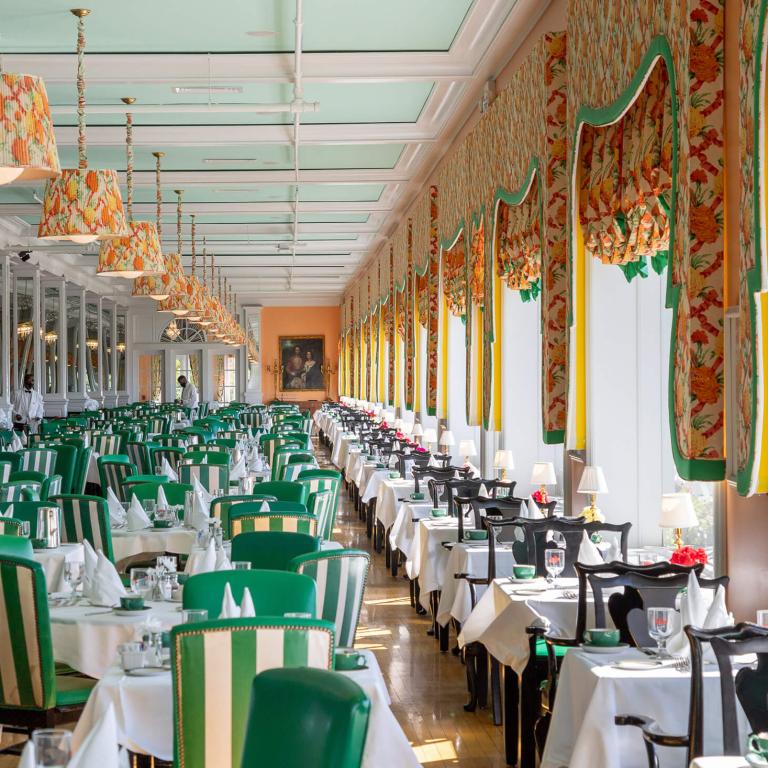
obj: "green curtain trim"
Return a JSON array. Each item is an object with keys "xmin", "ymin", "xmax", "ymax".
[{"xmin": 519, "ymin": 279, "xmax": 541, "ymax": 303}]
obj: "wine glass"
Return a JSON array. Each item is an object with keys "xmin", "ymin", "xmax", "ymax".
[
  {"xmin": 544, "ymin": 548, "xmax": 565, "ymax": 588},
  {"xmin": 62, "ymin": 562, "xmax": 83, "ymax": 599},
  {"xmin": 130, "ymin": 568, "xmax": 154, "ymax": 599},
  {"xmin": 647, "ymin": 606, "xmax": 675, "ymax": 657},
  {"xmin": 32, "ymin": 729, "xmax": 72, "ymax": 767}
]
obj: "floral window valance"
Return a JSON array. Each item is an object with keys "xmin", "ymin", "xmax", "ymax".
[
  {"xmin": 469, "ymin": 217, "xmax": 485, "ymax": 306},
  {"xmin": 495, "ymin": 177, "xmax": 542, "ymax": 299},
  {"xmin": 395, "ymin": 289, "xmax": 406, "ymax": 340},
  {"xmin": 416, "ymin": 270, "xmax": 428, "ymax": 328},
  {"xmin": 442, "ymin": 231, "xmax": 467, "ymax": 317},
  {"xmin": 578, "ymin": 59, "xmax": 673, "ymax": 280}
]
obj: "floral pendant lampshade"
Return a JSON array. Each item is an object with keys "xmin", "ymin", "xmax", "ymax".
[
  {"xmin": 0, "ymin": 72, "xmax": 60, "ymax": 184},
  {"xmin": 38, "ymin": 10, "xmax": 127, "ymax": 243},
  {"xmin": 98, "ymin": 99, "xmax": 163, "ymax": 277}
]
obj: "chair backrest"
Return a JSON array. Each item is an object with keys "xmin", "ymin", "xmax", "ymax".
[
  {"xmin": 19, "ymin": 449, "xmax": 57, "ymax": 475},
  {"xmin": 291, "ymin": 549, "xmax": 370, "ymax": 648},
  {"xmin": 231, "ymin": 531, "xmax": 320, "ymax": 571},
  {"xmin": 271, "ymin": 447, "xmax": 303, "ymax": 481},
  {"xmin": 0, "ymin": 480, "xmax": 42, "ymax": 502},
  {"xmin": 282, "ymin": 462, "xmax": 318, "ymax": 482},
  {"xmin": 0, "ymin": 533, "xmax": 34, "ymax": 555},
  {"xmin": 41, "ymin": 474, "xmax": 62, "ymax": 500},
  {"xmin": 182, "ymin": 570, "xmax": 317, "ymax": 619},
  {"xmin": 190, "ymin": 443, "xmax": 228, "ymax": 455},
  {"xmin": 44, "ymin": 444, "xmax": 78, "ymax": 494},
  {"xmin": 178, "ymin": 463, "xmax": 229, "ymax": 494},
  {"xmin": 72, "ymin": 446, "xmax": 93, "ymax": 495},
  {"xmin": 0, "ymin": 452, "xmax": 21, "ymax": 473},
  {"xmin": 241, "ymin": 667, "xmax": 370, "ymax": 768},
  {"xmin": 149, "ymin": 446, "xmax": 186, "ymax": 472},
  {"xmin": 185, "ymin": 450, "xmax": 230, "ymax": 466},
  {"xmin": 171, "ymin": 618, "xmax": 335, "ymax": 768},
  {"xmin": 229, "ymin": 508, "xmax": 317, "ymax": 539},
  {"xmin": 126, "ymin": 441, "xmax": 151, "ymax": 474},
  {"xmin": 412, "ymin": 466, "xmax": 460, "ymax": 495},
  {"xmin": 127, "ymin": 481, "xmax": 193, "ymax": 508},
  {"xmin": 97, "ymin": 455, "xmax": 136, "ymax": 502},
  {"xmin": 253, "ymin": 481, "xmax": 308, "ymax": 504},
  {"xmin": 0, "ymin": 554, "xmax": 57, "ymax": 710},
  {"xmin": 0, "ymin": 462, "xmax": 11, "ymax": 485},
  {"xmin": 0, "ymin": 518, "xmax": 26, "ymax": 536},
  {"xmin": 442, "ymin": 478, "xmax": 486, "ymax": 516},
  {"xmin": 52, "ymin": 494, "xmax": 114, "ymax": 561},
  {"xmin": 308, "ymin": 490, "xmax": 336, "ymax": 540},
  {"xmin": 296, "ymin": 470, "xmax": 341, "ymax": 513},
  {"xmin": 287, "ymin": 451, "xmax": 315, "ymax": 466},
  {"xmin": 91, "ymin": 433, "xmax": 122, "ymax": 457},
  {"xmin": 209, "ymin": 493, "xmax": 278, "ymax": 533}
]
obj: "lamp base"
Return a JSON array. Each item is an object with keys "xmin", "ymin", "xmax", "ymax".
[{"xmin": 673, "ymin": 527, "xmax": 684, "ymax": 550}]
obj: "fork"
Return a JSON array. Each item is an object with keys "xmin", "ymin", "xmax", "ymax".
[{"xmin": 673, "ymin": 656, "xmax": 690, "ymax": 673}]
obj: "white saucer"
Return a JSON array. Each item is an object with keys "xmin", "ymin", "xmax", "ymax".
[
  {"xmin": 113, "ymin": 607, "xmax": 152, "ymax": 617},
  {"xmin": 125, "ymin": 666, "xmax": 170, "ymax": 677},
  {"xmin": 612, "ymin": 658, "xmax": 674, "ymax": 670},
  {"xmin": 579, "ymin": 643, "xmax": 629, "ymax": 654},
  {"xmin": 747, "ymin": 754, "xmax": 768, "ymax": 767}
]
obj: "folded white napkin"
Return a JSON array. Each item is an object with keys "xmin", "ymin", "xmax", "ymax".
[
  {"xmin": 428, "ymin": 456, "xmax": 440, "ymax": 468},
  {"xmin": 83, "ymin": 539, "xmax": 98, "ymax": 590},
  {"xmin": 126, "ymin": 494, "xmax": 151, "ymax": 531},
  {"xmin": 85, "ymin": 551, "xmax": 126, "ymax": 607},
  {"xmin": 259, "ymin": 500, "xmax": 271, "ymax": 512},
  {"xmin": 229, "ymin": 456, "xmax": 246, "ymax": 481},
  {"xmin": 161, "ymin": 458, "xmax": 178, "ymax": 483},
  {"xmin": 69, "ymin": 703, "xmax": 129, "ymax": 768},
  {"xmin": 17, "ymin": 740, "xmax": 35, "ymax": 768},
  {"xmin": 577, "ymin": 531, "xmax": 604, "ymax": 565},
  {"xmin": 478, "ymin": 483, "xmax": 489, "ymax": 498},
  {"xmin": 219, "ymin": 582, "xmax": 241, "ymax": 618},
  {"xmin": 193, "ymin": 476, "xmax": 213, "ymax": 506},
  {"xmin": 10, "ymin": 433, "xmax": 23, "ymax": 452},
  {"xmin": 525, "ymin": 499, "xmax": 544, "ymax": 519},
  {"xmin": 187, "ymin": 489, "xmax": 211, "ymax": 532},
  {"xmin": 240, "ymin": 587, "xmax": 255, "ymax": 618},
  {"xmin": 19, "ymin": 432, "xmax": 27, "ymax": 446},
  {"xmin": 466, "ymin": 461, "xmax": 481, "ymax": 479},
  {"xmin": 184, "ymin": 539, "xmax": 217, "ymax": 575},
  {"xmin": 156, "ymin": 485, "xmax": 169, "ymax": 511},
  {"xmin": 106, "ymin": 488, "xmax": 125, "ymax": 527},
  {"xmin": 215, "ymin": 547, "xmax": 232, "ymax": 571}
]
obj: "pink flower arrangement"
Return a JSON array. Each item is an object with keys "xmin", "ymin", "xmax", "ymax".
[{"xmin": 669, "ymin": 546, "xmax": 708, "ymax": 567}]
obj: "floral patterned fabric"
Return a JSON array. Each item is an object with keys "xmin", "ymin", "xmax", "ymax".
[
  {"xmin": 496, "ymin": 178, "xmax": 542, "ymax": 290},
  {"xmin": 442, "ymin": 232, "xmax": 467, "ymax": 317},
  {"xmin": 98, "ymin": 220, "xmax": 164, "ymax": 277},
  {"xmin": 426, "ymin": 186, "xmax": 441, "ymax": 416}
]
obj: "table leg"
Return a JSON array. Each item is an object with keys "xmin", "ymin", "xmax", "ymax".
[
  {"xmin": 503, "ymin": 665, "xmax": 519, "ymax": 767},
  {"xmin": 491, "ymin": 657, "xmax": 503, "ymax": 725}
]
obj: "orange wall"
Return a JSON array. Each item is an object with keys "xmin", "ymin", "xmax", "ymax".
[{"xmin": 261, "ymin": 306, "xmax": 340, "ymax": 402}]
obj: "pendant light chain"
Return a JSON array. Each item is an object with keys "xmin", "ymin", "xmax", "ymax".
[
  {"xmin": 153, "ymin": 152, "xmax": 164, "ymax": 241},
  {"xmin": 175, "ymin": 190, "xmax": 183, "ymax": 254},
  {"xmin": 75, "ymin": 12, "xmax": 87, "ymax": 169},
  {"xmin": 190, "ymin": 214, "xmax": 196, "ymax": 276},
  {"xmin": 201, "ymin": 237, "xmax": 207, "ymax": 288}
]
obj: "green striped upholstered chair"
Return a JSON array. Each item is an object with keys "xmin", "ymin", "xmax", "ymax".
[
  {"xmin": 19, "ymin": 449, "xmax": 57, "ymax": 475},
  {"xmin": 291, "ymin": 550, "xmax": 370, "ymax": 649},
  {"xmin": 147, "ymin": 416, "xmax": 171, "ymax": 435},
  {"xmin": 259, "ymin": 434, "xmax": 301, "ymax": 466},
  {"xmin": 126, "ymin": 441, "xmax": 152, "ymax": 474},
  {"xmin": 281, "ymin": 461, "xmax": 318, "ymax": 482},
  {"xmin": 71, "ymin": 446, "xmax": 92, "ymax": 495},
  {"xmin": 0, "ymin": 452, "xmax": 21, "ymax": 473},
  {"xmin": 182, "ymin": 570, "xmax": 316, "ymax": 619},
  {"xmin": 229, "ymin": 510, "xmax": 318, "ymax": 539},
  {"xmin": 171, "ymin": 618, "xmax": 335, "ymax": 768},
  {"xmin": 90, "ymin": 432, "xmax": 121, "ymax": 457},
  {"xmin": 271, "ymin": 447, "xmax": 307, "ymax": 482},
  {"xmin": 230, "ymin": 531, "xmax": 320, "ymax": 571},
  {"xmin": 280, "ymin": 431, "xmax": 312, "ymax": 450},
  {"xmin": 251, "ymin": 481, "xmax": 308, "ymax": 505},
  {"xmin": 52, "ymin": 494, "xmax": 114, "ymax": 561},
  {"xmin": 241, "ymin": 668, "xmax": 370, "ymax": 768},
  {"xmin": 178, "ymin": 463, "xmax": 229, "ymax": 494},
  {"xmin": 308, "ymin": 490, "xmax": 336, "ymax": 541},
  {"xmin": 97, "ymin": 455, "xmax": 136, "ymax": 502},
  {"xmin": 185, "ymin": 450, "xmax": 229, "ymax": 466},
  {"xmin": 209, "ymin": 494, "xmax": 278, "ymax": 535},
  {"xmin": 186, "ymin": 443, "xmax": 227, "ymax": 456},
  {"xmin": 127, "ymin": 482, "xmax": 193, "ymax": 508},
  {"xmin": 297, "ymin": 469, "xmax": 341, "ymax": 521},
  {"xmin": 239, "ymin": 411, "xmax": 263, "ymax": 430},
  {"xmin": 34, "ymin": 444, "xmax": 77, "ymax": 494},
  {"xmin": 0, "ymin": 518, "xmax": 26, "ymax": 536},
  {"xmin": 0, "ymin": 462, "xmax": 12, "ymax": 484},
  {"xmin": 0, "ymin": 481, "xmax": 41, "ymax": 502},
  {"xmin": 152, "ymin": 434, "xmax": 188, "ymax": 449},
  {"xmin": 0, "ymin": 534, "xmax": 33, "ymax": 556},
  {"xmin": 41, "ymin": 475, "xmax": 62, "ymax": 500},
  {"xmin": 0, "ymin": 555, "xmax": 96, "ymax": 730},
  {"xmin": 148, "ymin": 446, "xmax": 185, "ymax": 473}
]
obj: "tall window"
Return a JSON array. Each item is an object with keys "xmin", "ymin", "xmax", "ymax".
[
  {"xmin": 116, "ymin": 312, "xmax": 126, "ymax": 391},
  {"xmin": 446, "ymin": 312, "xmax": 479, "ymax": 463},
  {"xmin": 214, "ymin": 353, "xmax": 237, "ymax": 404},
  {"xmin": 85, "ymin": 301, "xmax": 99, "ymax": 393},
  {"xmin": 101, "ymin": 306, "xmax": 113, "ymax": 392},
  {"xmin": 66, "ymin": 292, "xmax": 82, "ymax": 394},
  {"xmin": 42, "ymin": 286, "xmax": 60, "ymax": 395},
  {"xmin": 175, "ymin": 352, "xmax": 201, "ymax": 400},
  {"xmin": 13, "ymin": 275, "xmax": 34, "ymax": 392}
]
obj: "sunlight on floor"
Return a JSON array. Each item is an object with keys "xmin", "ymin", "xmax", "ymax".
[
  {"xmin": 411, "ymin": 738, "xmax": 459, "ymax": 763},
  {"xmin": 364, "ymin": 596, "xmax": 412, "ymax": 606},
  {"xmin": 355, "ymin": 625, "xmax": 392, "ymax": 638}
]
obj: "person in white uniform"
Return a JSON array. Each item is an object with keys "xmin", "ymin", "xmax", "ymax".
[
  {"xmin": 12, "ymin": 373, "xmax": 45, "ymax": 434},
  {"xmin": 176, "ymin": 375, "xmax": 199, "ymax": 412}
]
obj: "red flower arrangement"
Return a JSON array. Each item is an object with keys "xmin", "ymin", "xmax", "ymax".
[
  {"xmin": 414, "ymin": 445, "xmax": 428, "ymax": 453},
  {"xmin": 669, "ymin": 546, "xmax": 708, "ymax": 567},
  {"xmin": 531, "ymin": 489, "xmax": 549, "ymax": 504}
]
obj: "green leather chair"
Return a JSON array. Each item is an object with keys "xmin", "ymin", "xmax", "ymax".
[
  {"xmin": 19, "ymin": 449, "xmax": 57, "ymax": 475},
  {"xmin": 252, "ymin": 481, "xmax": 308, "ymax": 505},
  {"xmin": 127, "ymin": 482, "xmax": 193, "ymax": 508},
  {"xmin": 126, "ymin": 441, "xmax": 153, "ymax": 475},
  {"xmin": 179, "ymin": 463, "xmax": 229, "ymax": 494},
  {"xmin": 230, "ymin": 531, "xmax": 320, "ymax": 571},
  {"xmin": 0, "ymin": 481, "xmax": 42, "ymax": 502},
  {"xmin": 0, "ymin": 452, "xmax": 21, "ymax": 473},
  {"xmin": 0, "ymin": 501, "xmax": 57, "ymax": 533},
  {"xmin": 148, "ymin": 446, "xmax": 185, "ymax": 473},
  {"xmin": 37, "ymin": 444, "xmax": 77, "ymax": 494},
  {"xmin": 0, "ymin": 555, "xmax": 96, "ymax": 731},
  {"xmin": 0, "ymin": 461, "xmax": 13, "ymax": 484},
  {"xmin": 171, "ymin": 617, "xmax": 335, "ymax": 768},
  {"xmin": 178, "ymin": 426, "xmax": 211, "ymax": 444},
  {"xmin": 291, "ymin": 550, "xmax": 370, "ymax": 649},
  {"xmin": 209, "ymin": 494, "xmax": 278, "ymax": 534},
  {"xmin": 210, "ymin": 437, "xmax": 237, "ymax": 450},
  {"xmin": 282, "ymin": 462, "xmax": 318, "ymax": 482},
  {"xmin": 90, "ymin": 432, "xmax": 122, "ymax": 457},
  {"xmin": 259, "ymin": 434, "xmax": 301, "ymax": 466},
  {"xmin": 182, "ymin": 570, "xmax": 317, "ymax": 619},
  {"xmin": 271, "ymin": 447, "xmax": 305, "ymax": 482},
  {"xmin": 0, "ymin": 533, "xmax": 33, "ymax": 556},
  {"xmin": 308, "ymin": 490, "xmax": 336, "ymax": 541},
  {"xmin": 241, "ymin": 668, "xmax": 370, "ymax": 768},
  {"xmin": 71, "ymin": 446, "xmax": 93, "ymax": 495},
  {"xmin": 229, "ymin": 508, "xmax": 317, "ymax": 539},
  {"xmin": 97, "ymin": 455, "xmax": 136, "ymax": 501},
  {"xmin": 297, "ymin": 470, "xmax": 342, "ymax": 525},
  {"xmin": 0, "ymin": 518, "xmax": 27, "ymax": 537},
  {"xmin": 51, "ymin": 494, "xmax": 114, "ymax": 561}
]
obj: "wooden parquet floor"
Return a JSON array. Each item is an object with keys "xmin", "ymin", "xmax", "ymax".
[{"xmin": 0, "ymin": 440, "xmax": 508, "ymax": 767}]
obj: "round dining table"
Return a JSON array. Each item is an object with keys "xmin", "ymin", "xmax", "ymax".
[{"xmin": 34, "ymin": 543, "xmax": 85, "ymax": 593}]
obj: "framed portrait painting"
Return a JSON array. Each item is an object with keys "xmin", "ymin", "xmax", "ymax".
[{"xmin": 280, "ymin": 335, "xmax": 325, "ymax": 391}]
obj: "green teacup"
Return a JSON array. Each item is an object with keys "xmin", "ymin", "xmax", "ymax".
[
  {"xmin": 583, "ymin": 628, "xmax": 620, "ymax": 647},
  {"xmin": 410, "ymin": 492, "xmax": 425, "ymax": 501},
  {"xmin": 388, "ymin": 472, "xmax": 400, "ymax": 480},
  {"xmin": 120, "ymin": 595, "xmax": 145, "ymax": 611},
  {"xmin": 30, "ymin": 538, "xmax": 47, "ymax": 550},
  {"xmin": 512, "ymin": 564, "xmax": 536, "ymax": 579},
  {"xmin": 430, "ymin": 508, "xmax": 447, "ymax": 518},
  {"xmin": 153, "ymin": 520, "xmax": 173, "ymax": 529},
  {"xmin": 335, "ymin": 649, "xmax": 366, "ymax": 671},
  {"xmin": 749, "ymin": 732, "xmax": 768, "ymax": 759},
  {"xmin": 375, "ymin": 462, "xmax": 386, "ymax": 469},
  {"xmin": 465, "ymin": 530, "xmax": 488, "ymax": 541}
]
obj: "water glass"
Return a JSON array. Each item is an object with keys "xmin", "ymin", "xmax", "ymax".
[
  {"xmin": 130, "ymin": 568, "xmax": 155, "ymax": 600},
  {"xmin": 757, "ymin": 610, "xmax": 768, "ymax": 628},
  {"xmin": 154, "ymin": 465, "xmax": 164, "ymax": 476},
  {"xmin": 232, "ymin": 561, "xmax": 252, "ymax": 571},
  {"xmin": 647, "ymin": 606, "xmax": 675, "ymax": 657},
  {"xmin": 32, "ymin": 728, "xmax": 72, "ymax": 767},
  {"xmin": 182, "ymin": 609, "xmax": 208, "ymax": 624},
  {"xmin": 20, "ymin": 520, "xmax": 30, "ymax": 537},
  {"xmin": 143, "ymin": 499, "xmax": 156, "ymax": 516},
  {"xmin": 544, "ymin": 548, "xmax": 565, "ymax": 587},
  {"xmin": 118, "ymin": 642, "xmax": 145, "ymax": 672},
  {"xmin": 62, "ymin": 562, "xmax": 83, "ymax": 597}
]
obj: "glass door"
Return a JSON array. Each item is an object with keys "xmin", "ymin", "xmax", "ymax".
[{"xmin": 138, "ymin": 353, "xmax": 164, "ymax": 403}]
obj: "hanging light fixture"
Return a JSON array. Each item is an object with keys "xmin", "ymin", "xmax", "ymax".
[
  {"xmin": 38, "ymin": 9, "xmax": 127, "ymax": 243},
  {"xmin": 196, "ymin": 239, "xmax": 213, "ymax": 326},
  {"xmin": 17, "ymin": 321, "xmax": 33, "ymax": 338},
  {"xmin": 184, "ymin": 214, "xmax": 204, "ymax": 322},
  {"xmin": 97, "ymin": 98, "xmax": 163, "ymax": 278},
  {"xmin": 0, "ymin": 53, "xmax": 60, "ymax": 184},
  {"xmin": 159, "ymin": 190, "xmax": 191, "ymax": 316}
]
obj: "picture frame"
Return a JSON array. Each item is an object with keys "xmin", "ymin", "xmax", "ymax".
[{"xmin": 279, "ymin": 335, "xmax": 325, "ymax": 391}]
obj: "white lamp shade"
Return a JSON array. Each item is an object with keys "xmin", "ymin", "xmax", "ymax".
[
  {"xmin": 659, "ymin": 493, "xmax": 698, "ymax": 529},
  {"xmin": 411, "ymin": 423, "xmax": 424, "ymax": 437},
  {"xmin": 459, "ymin": 439, "xmax": 477, "ymax": 457},
  {"xmin": 401, "ymin": 422, "xmax": 413, "ymax": 436},
  {"xmin": 577, "ymin": 465, "xmax": 609, "ymax": 495},
  {"xmin": 422, "ymin": 428, "xmax": 438, "ymax": 444},
  {"xmin": 493, "ymin": 450, "xmax": 515, "ymax": 470},
  {"xmin": 439, "ymin": 429, "xmax": 456, "ymax": 448},
  {"xmin": 530, "ymin": 461, "xmax": 556, "ymax": 485},
  {"xmin": 393, "ymin": 418, "xmax": 403, "ymax": 430}
]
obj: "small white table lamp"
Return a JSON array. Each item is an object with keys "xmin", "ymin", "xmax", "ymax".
[
  {"xmin": 576, "ymin": 465, "xmax": 608, "ymax": 522},
  {"xmin": 459, "ymin": 439, "xmax": 477, "ymax": 464},
  {"xmin": 530, "ymin": 461, "xmax": 557, "ymax": 500},
  {"xmin": 422, "ymin": 427, "xmax": 438, "ymax": 451},
  {"xmin": 400, "ymin": 422, "xmax": 413, "ymax": 436},
  {"xmin": 660, "ymin": 492, "xmax": 698, "ymax": 549},
  {"xmin": 411, "ymin": 423, "xmax": 424, "ymax": 445},
  {"xmin": 493, "ymin": 450, "xmax": 514, "ymax": 480},
  {"xmin": 439, "ymin": 429, "xmax": 456, "ymax": 451}
]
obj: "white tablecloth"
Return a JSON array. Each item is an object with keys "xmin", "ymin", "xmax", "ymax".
[
  {"xmin": 331, "ymin": 433, "xmax": 357, "ymax": 469},
  {"xmin": 111, "ymin": 526, "xmax": 198, "ymax": 563},
  {"xmin": 377, "ymin": 479, "xmax": 417, "ymax": 532},
  {"xmin": 51, "ymin": 600, "xmax": 181, "ymax": 678},
  {"xmin": 690, "ymin": 760, "xmax": 748, "ymax": 768},
  {"xmin": 360, "ymin": 466, "xmax": 392, "ymax": 504},
  {"xmin": 34, "ymin": 543, "xmax": 85, "ymax": 593},
  {"xmin": 435, "ymin": 543, "xmax": 517, "ymax": 626},
  {"xmin": 541, "ymin": 647, "xmax": 749, "ymax": 768},
  {"xmin": 73, "ymin": 649, "xmax": 420, "ymax": 767},
  {"xmin": 411, "ymin": 518, "xmax": 461, "ymax": 608},
  {"xmin": 389, "ymin": 499, "xmax": 433, "ymax": 558},
  {"xmin": 345, "ymin": 448, "xmax": 364, "ymax": 485}
]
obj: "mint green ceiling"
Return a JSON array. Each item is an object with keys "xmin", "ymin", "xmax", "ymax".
[
  {"xmin": 0, "ymin": 0, "xmax": 473, "ymax": 52},
  {"xmin": 55, "ymin": 144, "xmax": 405, "ymax": 171},
  {"xmin": 19, "ymin": 213, "xmax": 371, "ymax": 226},
  {"xmin": 160, "ymin": 233, "xmax": 359, "ymax": 242},
  {"xmin": 48, "ymin": 83, "xmax": 434, "ymax": 126}
]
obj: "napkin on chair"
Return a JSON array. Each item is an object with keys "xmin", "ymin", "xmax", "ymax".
[
  {"xmin": 156, "ymin": 485, "xmax": 169, "ymax": 511},
  {"xmin": 106, "ymin": 488, "xmax": 126, "ymax": 527},
  {"xmin": 84, "ymin": 551, "xmax": 127, "ymax": 607},
  {"xmin": 240, "ymin": 587, "xmax": 256, "ymax": 618},
  {"xmin": 577, "ymin": 531, "xmax": 604, "ymax": 565},
  {"xmin": 186, "ymin": 486, "xmax": 212, "ymax": 532},
  {"xmin": 126, "ymin": 494, "xmax": 151, "ymax": 531},
  {"xmin": 218, "ymin": 582, "xmax": 241, "ymax": 618},
  {"xmin": 229, "ymin": 456, "xmax": 246, "ymax": 481},
  {"xmin": 161, "ymin": 458, "xmax": 178, "ymax": 483},
  {"xmin": 184, "ymin": 539, "xmax": 217, "ymax": 575},
  {"xmin": 215, "ymin": 547, "xmax": 232, "ymax": 571}
]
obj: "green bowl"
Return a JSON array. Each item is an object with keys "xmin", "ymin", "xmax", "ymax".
[
  {"xmin": 583, "ymin": 628, "xmax": 620, "ymax": 647},
  {"xmin": 465, "ymin": 530, "xmax": 488, "ymax": 541},
  {"xmin": 430, "ymin": 508, "xmax": 447, "ymax": 518},
  {"xmin": 31, "ymin": 538, "xmax": 47, "ymax": 550},
  {"xmin": 410, "ymin": 492, "xmax": 425, "ymax": 501},
  {"xmin": 334, "ymin": 650, "xmax": 366, "ymax": 671},
  {"xmin": 153, "ymin": 520, "xmax": 173, "ymax": 529},
  {"xmin": 512, "ymin": 565, "xmax": 536, "ymax": 579},
  {"xmin": 120, "ymin": 595, "xmax": 146, "ymax": 611},
  {"xmin": 388, "ymin": 472, "xmax": 400, "ymax": 480}
]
